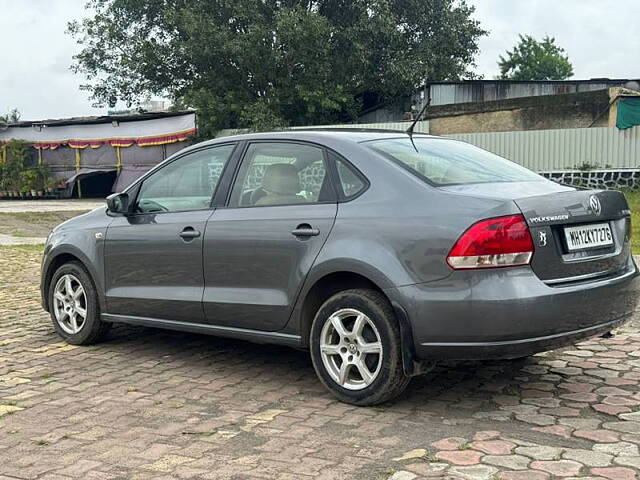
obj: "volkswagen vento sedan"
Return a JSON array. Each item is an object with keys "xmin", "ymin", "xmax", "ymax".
[{"xmin": 41, "ymin": 130, "xmax": 639, "ymax": 405}]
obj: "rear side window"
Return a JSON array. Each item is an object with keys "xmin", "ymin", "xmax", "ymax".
[
  {"xmin": 330, "ymin": 152, "xmax": 366, "ymax": 199},
  {"xmin": 229, "ymin": 142, "xmax": 334, "ymax": 207},
  {"xmin": 366, "ymin": 137, "xmax": 543, "ymax": 186}
]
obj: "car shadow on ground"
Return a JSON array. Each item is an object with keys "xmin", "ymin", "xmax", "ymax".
[{"xmin": 100, "ymin": 322, "xmax": 536, "ymax": 410}]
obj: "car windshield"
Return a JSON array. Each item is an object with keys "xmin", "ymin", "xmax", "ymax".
[{"xmin": 366, "ymin": 137, "xmax": 543, "ymax": 186}]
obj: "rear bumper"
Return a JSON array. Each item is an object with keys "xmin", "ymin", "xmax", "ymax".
[
  {"xmin": 386, "ymin": 257, "xmax": 639, "ymax": 360},
  {"xmin": 413, "ymin": 315, "xmax": 630, "ymax": 360}
]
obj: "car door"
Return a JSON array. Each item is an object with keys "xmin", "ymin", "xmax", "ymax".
[
  {"xmin": 202, "ymin": 141, "xmax": 338, "ymax": 331},
  {"xmin": 104, "ymin": 144, "xmax": 236, "ymax": 323}
]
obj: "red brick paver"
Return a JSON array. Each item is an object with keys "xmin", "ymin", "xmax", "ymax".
[{"xmin": 1, "ymin": 246, "xmax": 640, "ymax": 479}]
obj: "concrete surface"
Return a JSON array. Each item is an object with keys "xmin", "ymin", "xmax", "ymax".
[
  {"xmin": 0, "ymin": 200, "xmax": 104, "ymax": 214},
  {"xmin": 0, "ymin": 233, "xmax": 46, "ymax": 246}
]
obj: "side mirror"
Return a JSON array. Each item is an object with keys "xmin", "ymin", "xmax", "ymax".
[{"xmin": 106, "ymin": 192, "xmax": 130, "ymax": 215}]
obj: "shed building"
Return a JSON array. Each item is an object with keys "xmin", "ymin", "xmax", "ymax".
[
  {"xmin": 0, "ymin": 111, "xmax": 196, "ymax": 197},
  {"xmin": 358, "ymin": 79, "xmax": 640, "ymax": 129},
  {"xmin": 426, "ymin": 79, "xmax": 640, "ymax": 106}
]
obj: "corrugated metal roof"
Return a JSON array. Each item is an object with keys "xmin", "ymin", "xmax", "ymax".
[
  {"xmin": 4, "ymin": 110, "xmax": 196, "ymax": 128},
  {"xmin": 427, "ymin": 78, "xmax": 640, "ymax": 85},
  {"xmin": 425, "ymin": 79, "xmax": 640, "ymax": 106}
]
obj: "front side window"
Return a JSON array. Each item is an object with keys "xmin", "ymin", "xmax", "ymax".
[
  {"xmin": 230, "ymin": 142, "xmax": 334, "ymax": 207},
  {"xmin": 366, "ymin": 137, "xmax": 543, "ymax": 186},
  {"xmin": 135, "ymin": 144, "xmax": 234, "ymax": 213}
]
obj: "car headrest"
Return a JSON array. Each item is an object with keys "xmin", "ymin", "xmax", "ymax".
[{"xmin": 261, "ymin": 163, "xmax": 301, "ymax": 195}]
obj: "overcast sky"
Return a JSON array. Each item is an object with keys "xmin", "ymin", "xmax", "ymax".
[{"xmin": 1, "ymin": 0, "xmax": 639, "ymax": 120}]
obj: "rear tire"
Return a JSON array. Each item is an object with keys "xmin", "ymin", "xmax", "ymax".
[
  {"xmin": 310, "ymin": 289, "xmax": 409, "ymax": 406},
  {"xmin": 48, "ymin": 262, "xmax": 110, "ymax": 345}
]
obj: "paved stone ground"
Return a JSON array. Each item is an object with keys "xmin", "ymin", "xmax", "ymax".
[{"xmin": 2, "ymin": 246, "xmax": 640, "ymax": 480}]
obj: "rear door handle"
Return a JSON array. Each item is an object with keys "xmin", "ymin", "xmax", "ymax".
[
  {"xmin": 179, "ymin": 227, "xmax": 201, "ymax": 240},
  {"xmin": 291, "ymin": 224, "xmax": 320, "ymax": 237}
]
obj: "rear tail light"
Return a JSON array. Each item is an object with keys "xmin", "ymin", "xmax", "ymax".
[{"xmin": 447, "ymin": 214, "xmax": 534, "ymax": 269}]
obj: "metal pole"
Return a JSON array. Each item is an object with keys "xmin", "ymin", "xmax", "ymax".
[
  {"xmin": 116, "ymin": 146, "xmax": 122, "ymax": 174},
  {"xmin": 75, "ymin": 148, "xmax": 82, "ymax": 199}
]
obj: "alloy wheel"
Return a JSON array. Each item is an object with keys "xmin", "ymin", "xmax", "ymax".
[
  {"xmin": 319, "ymin": 308, "xmax": 383, "ymax": 390},
  {"xmin": 52, "ymin": 274, "xmax": 87, "ymax": 335}
]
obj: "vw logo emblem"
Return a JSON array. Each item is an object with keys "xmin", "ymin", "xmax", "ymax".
[{"xmin": 589, "ymin": 195, "xmax": 602, "ymax": 216}]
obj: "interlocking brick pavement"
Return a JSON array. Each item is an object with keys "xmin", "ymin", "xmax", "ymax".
[{"xmin": 1, "ymin": 245, "xmax": 640, "ymax": 479}]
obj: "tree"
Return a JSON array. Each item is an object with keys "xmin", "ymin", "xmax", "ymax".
[
  {"xmin": 68, "ymin": 0, "xmax": 486, "ymax": 136},
  {"xmin": 0, "ymin": 108, "xmax": 21, "ymax": 124},
  {"xmin": 498, "ymin": 34, "xmax": 573, "ymax": 81}
]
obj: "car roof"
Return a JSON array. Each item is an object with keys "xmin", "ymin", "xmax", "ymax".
[{"xmin": 194, "ymin": 129, "xmax": 437, "ymax": 148}]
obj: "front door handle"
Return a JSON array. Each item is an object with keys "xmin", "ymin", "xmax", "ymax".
[
  {"xmin": 179, "ymin": 227, "xmax": 201, "ymax": 240},
  {"xmin": 291, "ymin": 224, "xmax": 320, "ymax": 237}
]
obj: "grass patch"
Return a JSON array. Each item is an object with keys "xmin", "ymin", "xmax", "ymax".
[
  {"xmin": 503, "ymin": 386, "xmax": 519, "ymax": 396},
  {"xmin": 622, "ymin": 190, "xmax": 640, "ymax": 255},
  {"xmin": 423, "ymin": 450, "xmax": 439, "ymax": 462},
  {"xmin": 0, "ymin": 211, "xmax": 80, "ymax": 223},
  {"xmin": 1, "ymin": 244, "xmax": 44, "ymax": 252},
  {"xmin": 0, "ymin": 210, "xmax": 86, "ymax": 238}
]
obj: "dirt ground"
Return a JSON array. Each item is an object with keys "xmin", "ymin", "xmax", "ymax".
[
  {"xmin": 0, "ymin": 211, "xmax": 87, "ymax": 238},
  {"xmin": 0, "ymin": 199, "xmax": 104, "ymax": 214},
  {"xmin": 0, "ymin": 199, "xmax": 101, "ymax": 243}
]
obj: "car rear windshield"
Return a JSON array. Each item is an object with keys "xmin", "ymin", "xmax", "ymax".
[{"xmin": 366, "ymin": 137, "xmax": 543, "ymax": 186}]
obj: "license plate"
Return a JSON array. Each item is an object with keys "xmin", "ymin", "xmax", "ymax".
[{"xmin": 563, "ymin": 222, "xmax": 613, "ymax": 251}]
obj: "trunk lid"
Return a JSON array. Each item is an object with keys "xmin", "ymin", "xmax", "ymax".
[
  {"xmin": 441, "ymin": 182, "xmax": 633, "ymax": 284},
  {"xmin": 515, "ymin": 189, "xmax": 632, "ymax": 284}
]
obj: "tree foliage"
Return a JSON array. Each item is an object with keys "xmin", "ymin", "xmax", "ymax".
[
  {"xmin": 0, "ymin": 108, "xmax": 21, "ymax": 124},
  {"xmin": 69, "ymin": 0, "xmax": 486, "ymax": 135},
  {"xmin": 0, "ymin": 140, "xmax": 29, "ymax": 192},
  {"xmin": 498, "ymin": 34, "xmax": 573, "ymax": 81}
]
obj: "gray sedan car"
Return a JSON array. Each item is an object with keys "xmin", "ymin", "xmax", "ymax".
[{"xmin": 41, "ymin": 130, "xmax": 639, "ymax": 405}]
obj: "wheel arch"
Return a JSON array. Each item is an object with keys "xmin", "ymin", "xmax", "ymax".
[
  {"xmin": 42, "ymin": 249, "xmax": 104, "ymax": 313},
  {"xmin": 298, "ymin": 271, "xmax": 382, "ymax": 346},
  {"xmin": 294, "ymin": 270, "xmax": 425, "ymax": 377}
]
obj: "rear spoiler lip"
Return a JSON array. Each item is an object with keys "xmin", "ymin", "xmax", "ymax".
[{"xmin": 515, "ymin": 189, "xmax": 629, "ymax": 227}]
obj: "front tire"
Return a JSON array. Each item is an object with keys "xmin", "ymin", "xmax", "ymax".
[
  {"xmin": 49, "ymin": 262, "xmax": 109, "ymax": 345},
  {"xmin": 310, "ymin": 289, "xmax": 409, "ymax": 406}
]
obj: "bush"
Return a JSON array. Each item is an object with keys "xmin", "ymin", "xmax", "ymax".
[
  {"xmin": 0, "ymin": 140, "xmax": 54, "ymax": 193},
  {"xmin": 20, "ymin": 169, "xmax": 40, "ymax": 191},
  {"xmin": 0, "ymin": 140, "xmax": 28, "ymax": 191}
]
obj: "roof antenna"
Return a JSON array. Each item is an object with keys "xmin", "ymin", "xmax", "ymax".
[{"xmin": 406, "ymin": 89, "xmax": 431, "ymax": 152}]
